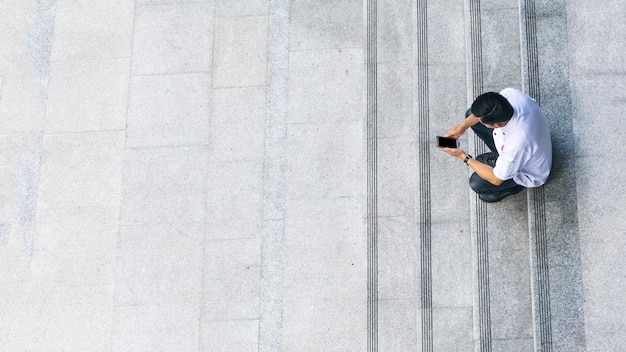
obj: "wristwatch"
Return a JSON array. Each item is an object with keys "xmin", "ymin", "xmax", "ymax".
[{"xmin": 463, "ymin": 154, "xmax": 473, "ymax": 165}]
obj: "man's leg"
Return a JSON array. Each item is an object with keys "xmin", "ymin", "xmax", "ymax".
[
  {"xmin": 471, "ymin": 123, "xmax": 498, "ymax": 155},
  {"xmin": 469, "ymin": 172, "xmax": 524, "ymax": 202}
]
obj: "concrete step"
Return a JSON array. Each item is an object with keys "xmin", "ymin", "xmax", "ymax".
[
  {"xmin": 524, "ymin": 0, "xmax": 626, "ymax": 351},
  {"xmin": 466, "ymin": 0, "xmax": 535, "ymax": 350},
  {"xmin": 373, "ymin": 0, "xmax": 476, "ymax": 350},
  {"xmin": 565, "ymin": 1, "xmax": 626, "ymax": 349},
  {"xmin": 377, "ymin": 0, "xmax": 542, "ymax": 350},
  {"xmin": 519, "ymin": 0, "xmax": 586, "ymax": 351}
]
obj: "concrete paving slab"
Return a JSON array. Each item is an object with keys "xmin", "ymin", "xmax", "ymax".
[
  {"xmin": 202, "ymin": 238, "xmax": 262, "ymax": 321},
  {"xmin": 46, "ymin": 58, "xmax": 130, "ymax": 132},
  {"xmin": 377, "ymin": 137, "xmax": 416, "ymax": 217},
  {"xmin": 137, "ymin": 0, "xmax": 212, "ymax": 4},
  {"xmin": 115, "ymin": 223, "xmax": 204, "ymax": 306},
  {"xmin": 427, "ymin": 64, "xmax": 467, "ymax": 134},
  {"xmin": 281, "ymin": 174, "xmax": 366, "ymax": 348},
  {"xmin": 38, "ymin": 131, "xmax": 125, "ymax": 208},
  {"xmin": 486, "ymin": 202, "xmax": 534, "ymax": 340},
  {"xmin": 0, "ymin": 297, "xmax": 39, "ymax": 350},
  {"xmin": 126, "ymin": 73, "xmax": 210, "ymax": 147},
  {"xmin": 206, "ymin": 160, "xmax": 263, "ymax": 239},
  {"xmin": 575, "ymin": 155, "xmax": 626, "ymax": 351},
  {"xmin": 432, "ymin": 307, "xmax": 474, "ymax": 351},
  {"xmin": 51, "ymin": 0, "xmax": 134, "ymax": 62},
  {"xmin": 121, "ymin": 185, "xmax": 206, "ymax": 225},
  {"xmin": 431, "ymin": 221, "xmax": 473, "ymax": 307},
  {"xmin": 0, "ymin": 76, "xmax": 45, "ymax": 133},
  {"xmin": 429, "ymin": 221, "xmax": 474, "ymax": 349},
  {"xmin": 377, "ymin": 216, "xmax": 418, "ymax": 300},
  {"xmin": 210, "ymin": 87, "xmax": 267, "ymax": 162},
  {"xmin": 480, "ymin": 6, "xmax": 522, "ymax": 92},
  {"xmin": 547, "ymin": 264, "xmax": 586, "ymax": 350},
  {"xmin": 31, "ymin": 251, "xmax": 116, "ymax": 289},
  {"xmin": 376, "ymin": 63, "xmax": 414, "ymax": 138},
  {"xmin": 285, "ymin": 122, "xmax": 364, "ymax": 200},
  {"xmin": 488, "ymin": 270, "xmax": 533, "ymax": 340},
  {"xmin": 491, "ymin": 337, "xmax": 534, "ymax": 352},
  {"xmin": 281, "ymin": 279, "xmax": 366, "ymax": 351},
  {"xmin": 216, "ymin": 0, "xmax": 269, "ymax": 17},
  {"xmin": 212, "ymin": 15, "xmax": 268, "ymax": 87},
  {"xmin": 287, "ymin": 48, "xmax": 365, "ymax": 124},
  {"xmin": 34, "ymin": 206, "xmax": 119, "ymax": 257},
  {"xmin": 124, "ymin": 146, "xmax": 208, "ymax": 188},
  {"xmin": 0, "ymin": 285, "xmax": 113, "ymax": 350},
  {"xmin": 0, "ymin": 1, "xmax": 38, "ymax": 77},
  {"xmin": 377, "ymin": 62, "xmax": 415, "ymax": 138},
  {"xmin": 113, "ymin": 304, "xmax": 200, "ymax": 352},
  {"xmin": 427, "ymin": 0, "xmax": 466, "ymax": 65},
  {"xmin": 132, "ymin": 3, "xmax": 213, "ymax": 75},
  {"xmin": 201, "ymin": 320, "xmax": 259, "ymax": 352},
  {"xmin": 34, "ymin": 286, "xmax": 115, "ymax": 351},
  {"xmin": 288, "ymin": 0, "xmax": 363, "ymax": 51},
  {"xmin": 378, "ymin": 299, "xmax": 418, "ymax": 350},
  {"xmin": 429, "ymin": 155, "xmax": 472, "ymax": 221},
  {"xmin": 567, "ymin": 0, "xmax": 626, "ymax": 73},
  {"xmin": 282, "ymin": 197, "xmax": 364, "ymax": 281},
  {"xmin": 570, "ymin": 75, "xmax": 626, "ymax": 157},
  {"xmin": 377, "ymin": 0, "xmax": 412, "ymax": 63}
]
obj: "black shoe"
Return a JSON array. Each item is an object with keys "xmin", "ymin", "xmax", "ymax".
[
  {"xmin": 476, "ymin": 152, "xmax": 498, "ymax": 167},
  {"xmin": 478, "ymin": 185, "xmax": 525, "ymax": 203}
]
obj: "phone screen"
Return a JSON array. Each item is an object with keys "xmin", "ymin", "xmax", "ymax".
[{"xmin": 436, "ymin": 136, "xmax": 458, "ymax": 148}]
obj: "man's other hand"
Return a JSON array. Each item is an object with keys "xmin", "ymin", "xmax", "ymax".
[{"xmin": 444, "ymin": 125, "xmax": 466, "ymax": 139}]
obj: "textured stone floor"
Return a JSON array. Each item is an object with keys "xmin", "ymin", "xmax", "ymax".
[{"xmin": 0, "ymin": 0, "xmax": 625, "ymax": 351}]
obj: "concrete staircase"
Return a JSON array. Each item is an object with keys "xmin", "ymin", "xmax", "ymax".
[
  {"xmin": 375, "ymin": 0, "xmax": 610, "ymax": 351},
  {"xmin": 1, "ymin": 0, "xmax": 625, "ymax": 351}
]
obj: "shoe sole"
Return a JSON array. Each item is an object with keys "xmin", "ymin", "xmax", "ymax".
[{"xmin": 478, "ymin": 186, "xmax": 525, "ymax": 203}]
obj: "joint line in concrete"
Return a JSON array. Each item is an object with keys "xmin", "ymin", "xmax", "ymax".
[
  {"xmin": 259, "ymin": 0, "xmax": 290, "ymax": 351},
  {"xmin": 416, "ymin": 1, "xmax": 433, "ymax": 351},
  {"xmin": 466, "ymin": 0, "xmax": 492, "ymax": 350},
  {"xmin": 520, "ymin": 0, "xmax": 554, "ymax": 349},
  {"xmin": 366, "ymin": 0, "xmax": 378, "ymax": 350}
]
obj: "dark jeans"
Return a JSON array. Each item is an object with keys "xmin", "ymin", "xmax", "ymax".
[{"xmin": 465, "ymin": 110, "xmax": 523, "ymax": 194}]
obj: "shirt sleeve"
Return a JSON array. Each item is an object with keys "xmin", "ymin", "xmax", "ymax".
[{"xmin": 493, "ymin": 147, "xmax": 530, "ymax": 181}]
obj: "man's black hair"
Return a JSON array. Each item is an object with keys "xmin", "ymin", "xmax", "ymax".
[{"xmin": 471, "ymin": 92, "xmax": 514, "ymax": 124}]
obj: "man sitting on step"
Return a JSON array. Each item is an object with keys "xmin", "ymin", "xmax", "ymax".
[{"xmin": 442, "ymin": 88, "xmax": 552, "ymax": 202}]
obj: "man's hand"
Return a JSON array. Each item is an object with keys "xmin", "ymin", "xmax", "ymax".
[
  {"xmin": 443, "ymin": 147, "xmax": 465, "ymax": 159},
  {"xmin": 440, "ymin": 113, "xmax": 504, "ymax": 186},
  {"xmin": 444, "ymin": 125, "xmax": 467, "ymax": 139},
  {"xmin": 445, "ymin": 113, "xmax": 481, "ymax": 139},
  {"xmin": 442, "ymin": 147, "xmax": 504, "ymax": 186}
]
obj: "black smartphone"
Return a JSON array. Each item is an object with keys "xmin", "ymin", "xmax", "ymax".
[{"xmin": 436, "ymin": 136, "xmax": 459, "ymax": 148}]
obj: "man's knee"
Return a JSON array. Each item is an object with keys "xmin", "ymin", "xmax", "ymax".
[{"xmin": 469, "ymin": 172, "xmax": 488, "ymax": 193}]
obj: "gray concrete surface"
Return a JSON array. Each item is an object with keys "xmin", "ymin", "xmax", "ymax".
[{"xmin": 0, "ymin": 0, "xmax": 625, "ymax": 351}]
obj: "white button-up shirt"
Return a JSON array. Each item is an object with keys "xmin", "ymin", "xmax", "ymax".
[{"xmin": 492, "ymin": 88, "xmax": 552, "ymax": 187}]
